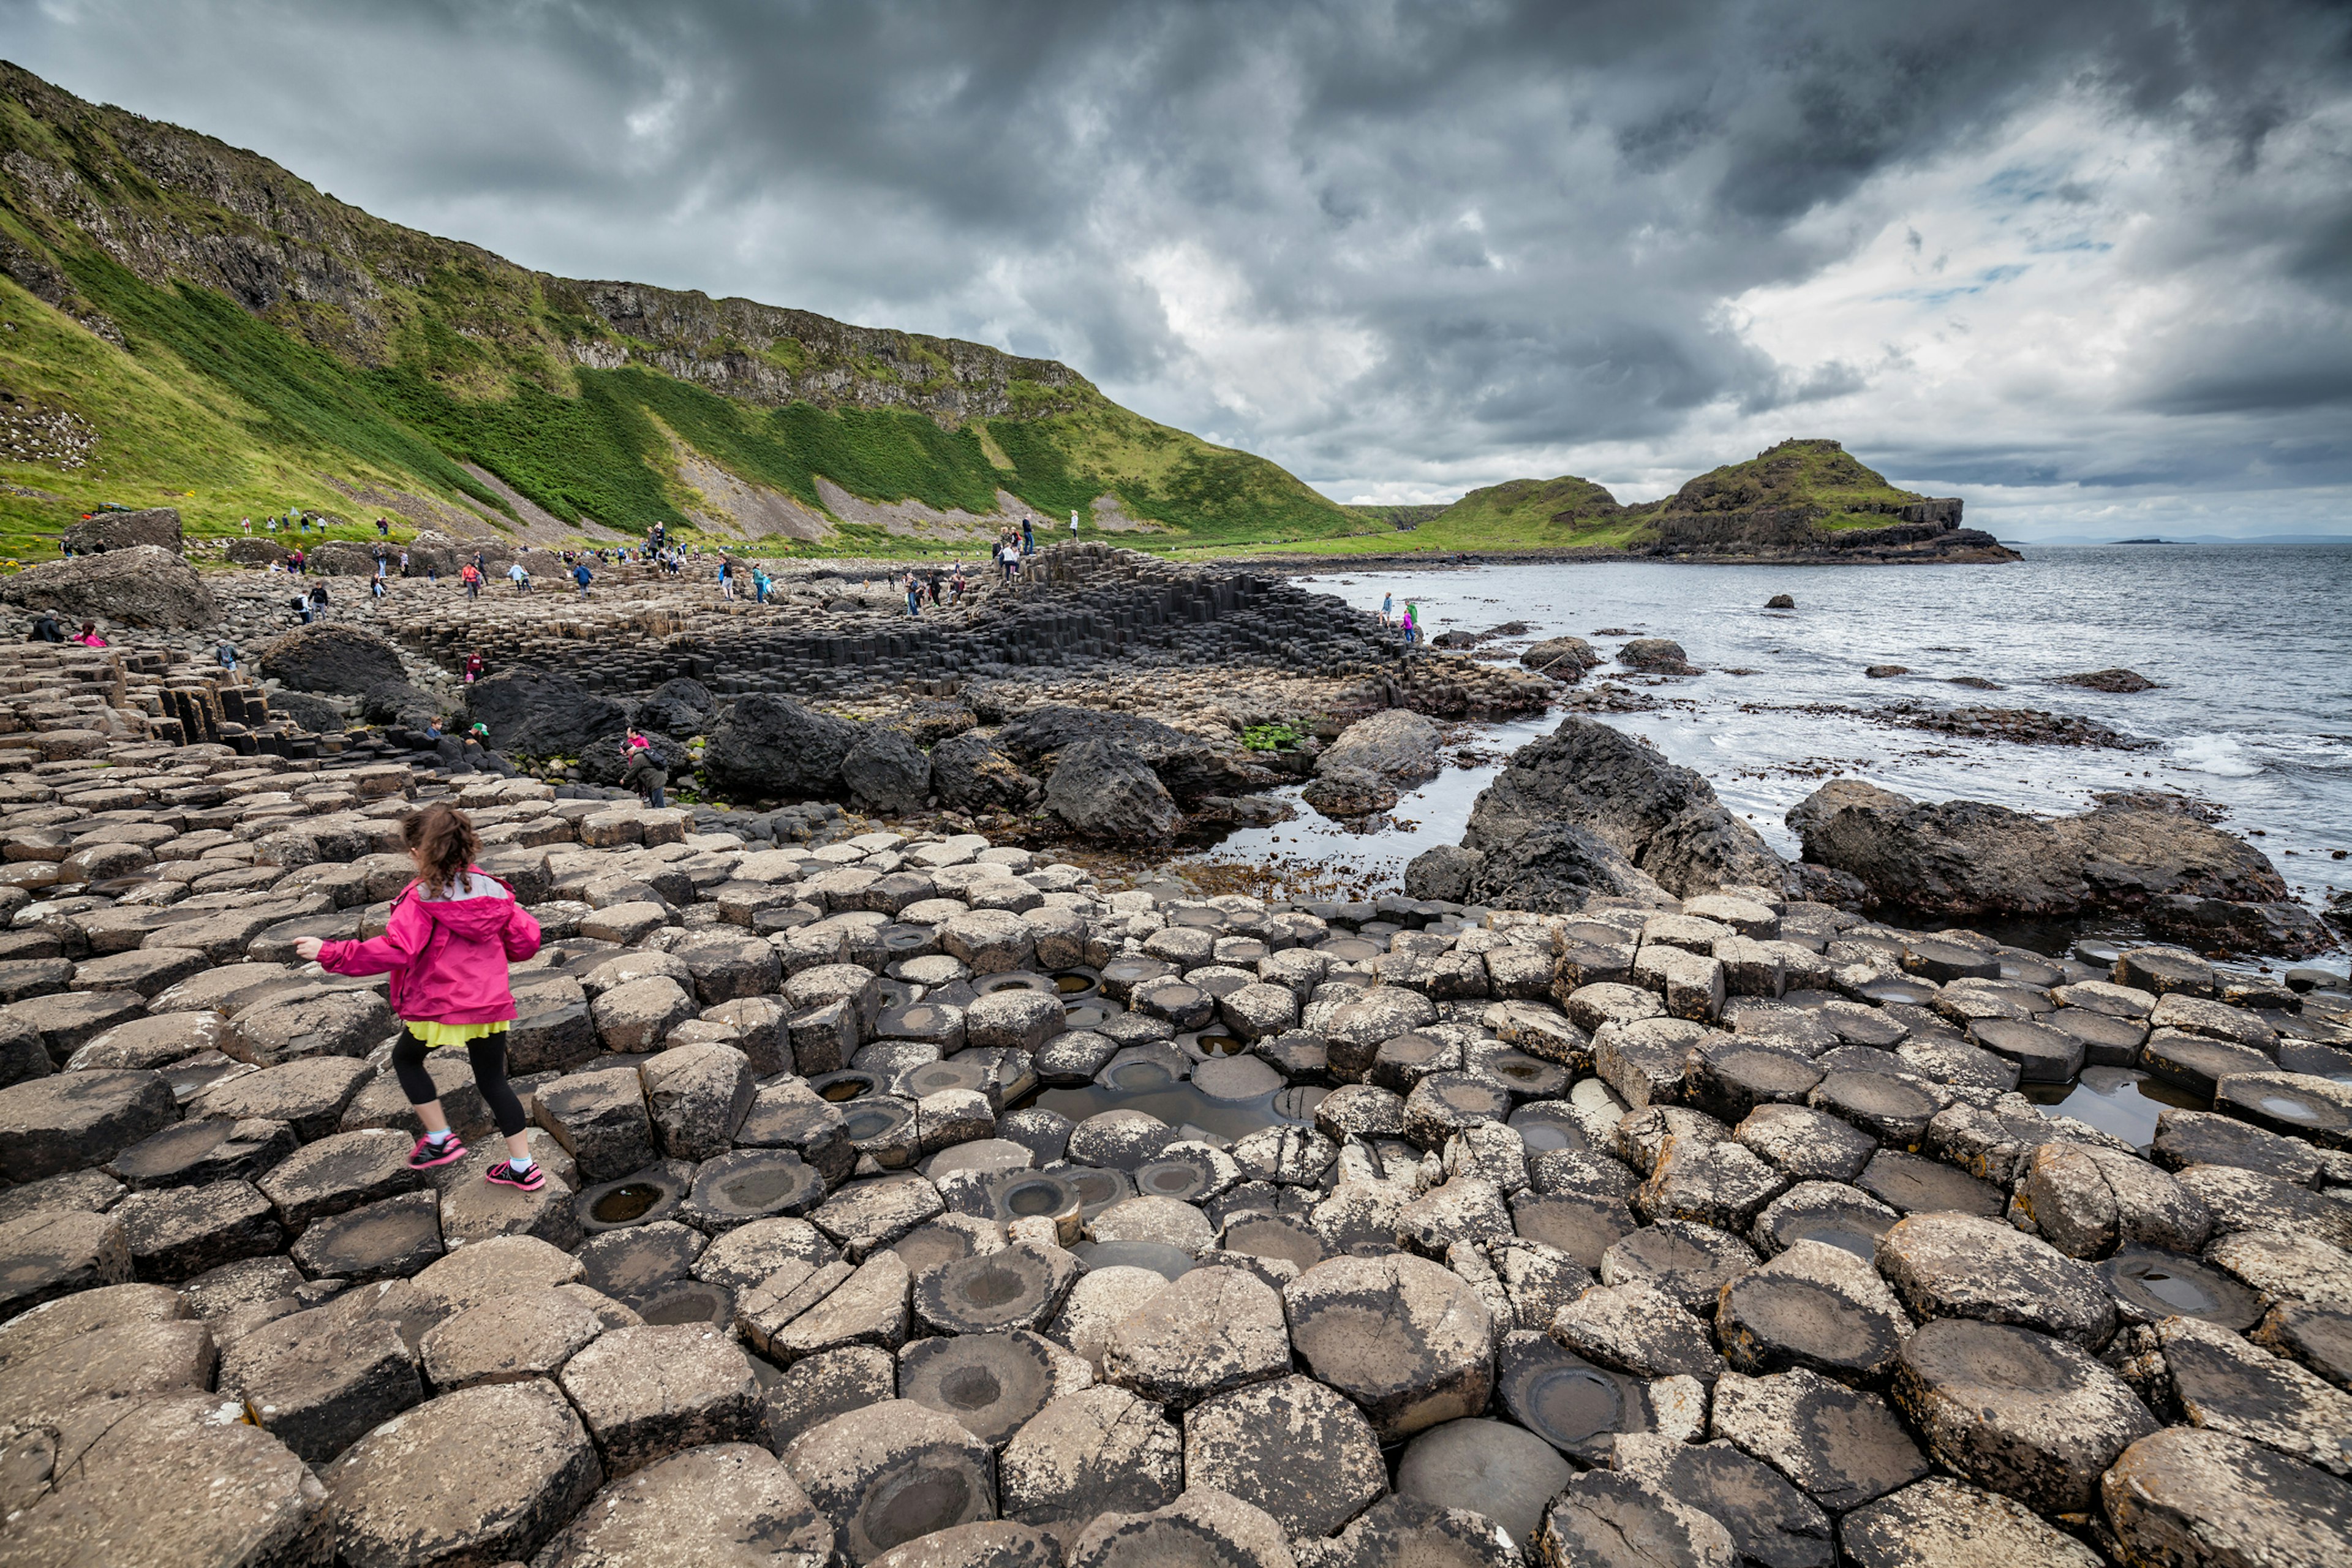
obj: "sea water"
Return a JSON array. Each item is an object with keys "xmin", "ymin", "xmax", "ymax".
[{"xmin": 1188, "ymin": 545, "xmax": 2351, "ymax": 960}]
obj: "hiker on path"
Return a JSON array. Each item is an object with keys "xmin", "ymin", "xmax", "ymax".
[
  {"xmin": 572, "ymin": 561, "xmax": 592, "ymax": 597},
  {"xmin": 295, "ymin": 804, "xmax": 546, "ymax": 1191},
  {"xmin": 622, "ymin": 731, "xmax": 668, "ymax": 809}
]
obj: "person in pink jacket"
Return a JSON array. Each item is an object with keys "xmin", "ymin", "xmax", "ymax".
[{"xmin": 294, "ymin": 802, "xmax": 547, "ymax": 1189}]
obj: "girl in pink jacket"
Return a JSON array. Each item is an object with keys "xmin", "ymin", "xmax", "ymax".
[{"xmin": 295, "ymin": 803, "xmax": 547, "ymax": 1189}]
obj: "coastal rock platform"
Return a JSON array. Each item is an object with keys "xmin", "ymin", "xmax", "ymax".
[{"xmin": 0, "ymin": 543, "xmax": 2348, "ymax": 1566}]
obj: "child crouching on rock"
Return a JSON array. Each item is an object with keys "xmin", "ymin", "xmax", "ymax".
[{"xmin": 293, "ymin": 802, "xmax": 546, "ymax": 1189}]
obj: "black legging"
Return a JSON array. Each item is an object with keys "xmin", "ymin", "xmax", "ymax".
[{"xmin": 391, "ymin": 1030, "xmax": 527, "ymax": 1138}]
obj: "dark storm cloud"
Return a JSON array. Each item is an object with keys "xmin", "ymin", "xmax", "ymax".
[{"xmin": 6, "ymin": 0, "xmax": 2351, "ymax": 530}]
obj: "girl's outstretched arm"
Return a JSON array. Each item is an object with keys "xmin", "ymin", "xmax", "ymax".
[{"xmin": 309, "ymin": 893, "xmax": 428, "ymax": 976}]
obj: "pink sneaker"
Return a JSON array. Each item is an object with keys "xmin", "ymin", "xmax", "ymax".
[
  {"xmin": 484, "ymin": 1160, "xmax": 546, "ymax": 1193},
  {"xmin": 405, "ymin": 1134, "xmax": 466, "ymax": 1170}
]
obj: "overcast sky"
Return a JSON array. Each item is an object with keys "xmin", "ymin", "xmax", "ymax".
[{"xmin": 7, "ymin": 0, "xmax": 2350, "ymax": 537}]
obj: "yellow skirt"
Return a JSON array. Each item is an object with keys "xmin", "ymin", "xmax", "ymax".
[{"xmin": 410, "ymin": 1020, "xmax": 510, "ymax": 1050}]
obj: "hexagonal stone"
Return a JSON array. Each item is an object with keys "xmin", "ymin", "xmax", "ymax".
[
  {"xmin": 407, "ymin": 1232, "xmax": 586, "ymax": 1329},
  {"xmin": 537, "ymin": 1065, "xmax": 655, "ymax": 1183},
  {"xmin": 10, "ymin": 990, "xmax": 149, "ymax": 1063},
  {"xmin": 1550, "ymin": 1278, "xmax": 1723, "ymax": 1382},
  {"xmin": 0, "ymin": 1315, "xmax": 216, "ymax": 1428},
  {"xmin": 1182, "ymin": 1373, "xmax": 1385, "ymax": 1538},
  {"xmin": 1286, "ymin": 1253, "xmax": 1494, "ymax": 1439},
  {"xmin": 2155, "ymin": 1107, "xmax": 2324, "ymax": 1186},
  {"xmin": 2250, "ymin": 1298, "xmax": 2352, "ymax": 1391},
  {"xmin": 1854, "ymin": 1149, "xmax": 2005, "ymax": 1218},
  {"xmin": 2153, "ymin": 1313, "xmax": 2352, "ymax": 1475},
  {"xmin": 557, "ymin": 1321, "xmax": 764, "ymax": 1478},
  {"xmin": 741, "ymin": 1251, "xmax": 913, "ymax": 1362},
  {"xmin": 533, "ymin": 1441, "xmax": 835, "ymax": 1568},
  {"xmin": 2101, "ymin": 1427, "xmax": 2352, "ymax": 1568},
  {"xmin": 0, "ymin": 1392, "xmax": 332, "ymax": 1568},
  {"xmin": 1841, "ymin": 1477, "xmax": 2103, "ymax": 1568},
  {"xmin": 1709, "ymin": 1367, "xmax": 1931, "ymax": 1512},
  {"xmin": 107, "ymin": 1115, "xmax": 294, "ymax": 1191},
  {"xmin": 1751, "ymin": 1180, "xmax": 1899, "ymax": 1262},
  {"xmin": 592, "ymin": 975, "xmax": 699, "ymax": 1052},
  {"xmin": 187, "ymin": 1052, "xmax": 374, "ymax": 1141},
  {"xmin": 640, "ymin": 1041, "xmax": 755, "ymax": 1161},
  {"xmin": 783, "ymin": 1398, "xmax": 998, "ymax": 1562},
  {"xmin": 289, "ymin": 1189, "xmax": 445, "ymax": 1281},
  {"xmin": 1874, "ymin": 1212, "xmax": 2115, "ymax": 1346},
  {"xmin": 1635, "ymin": 1135, "xmax": 1787, "ymax": 1232},
  {"xmin": 414, "ymin": 1286, "xmax": 603, "ymax": 1393},
  {"xmin": 914, "ymin": 1241, "xmax": 1082, "ymax": 1337},
  {"xmin": 1599, "ymin": 1219, "xmax": 1759, "ymax": 1313},
  {"xmin": 1101, "ymin": 1265, "xmax": 1290, "ymax": 1412},
  {"xmin": 0, "ymin": 1069, "xmax": 175, "ymax": 1185},
  {"xmin": 812, "ymin": 1173, "xmax": 945, "ymax": 1253},
  {"xmin": 217, "ymin": 1300, "xmax": 423, "ymax": 1463},
  {"xmin": 73, "ymin": 945, "xmax": 211, "ymax": 1000},
  {"xmin": 112, "ymin": 1178, "xmax": 282, "ymax": 1282},
  {"xmin": 1614, "ymin": 1433, "xmax": 1833, "ymax": 1568},
  {"xmin": 1063, "ymin": 1487, "xmax": 1295, "ymax": 1567},
  {"xmin": 997, "ymin": 1382, "xmax": 1183, "ymax": 1546},
  {"xmin": 226, "ymin": 988, "xmax": 396, "ymax": 1066},
  {"xmin": 67, "ymin": 1010, "xmax": 230, "ymax": 1072},
  {"xmin": 257, "ymin": 1126, "xmax": 420, "ymax": 1230},
  {"xmin": 0, "ymin": 1207, "xmax": 130, "ymax": 1317},
  {"xmin": 1716, "ymin": 1240, "xmax": 1910, "ymax": 1382},
  {"xmin": 322, "ymin": 1379, "xmax": 603, "ymax": 1567},
  {"xmin": 1890, "ymin": 1317, "xmax": 2157, "ymax": 1513},
  {"xmin": 2018, "ymin": 1140, "xmax": 2212, "ymax": 1260},
  {"xmin": 1536, "ymin": 1470, "xmax": 1735, "ymax": 1568},
  {"xmin": 897, "ymin": 1329, "xmax": 1075, "ymax": 1449}
]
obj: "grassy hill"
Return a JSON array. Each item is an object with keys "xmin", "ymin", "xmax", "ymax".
[
  {"xmin": 1226, "ymin": 439, "xmax": 1958, "ymax": 558},
  {"xmin": 0, "ymin": 62, "xmax": 1357, "ymax": 560}
]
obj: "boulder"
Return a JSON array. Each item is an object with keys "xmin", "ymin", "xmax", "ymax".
[
  {"xmin": 1619, "ymin": 638, "xmax": 1699, "ymax": 674},
  {"xmin": 1461, "ymin": 715, "xmax": 1783, "ymax": 901},
  {"xmin": 1401, "ymin": 845, "xmax": 1484, "ymax": 903},
  {"xmin": 1317, "ymin": 709, "xmax": 1442, "ymax": 788},
  {"xmin": 844, "ymin": 728, "xmax": 932, "ymax": 814},
  {"xmin": 466, "ymin": 667, "xmax": 630, "ymax": 760},
  {"xmin": 1302, "ymin": 768, "xmax": 1400, "ymax": 818},
  {"xmin": 1786, "ymin": 780, "xmax": 2300, "ymax": 928},
  {"xmin": 994, "ymin": 703, "xmax": 1253, "ymax": 801},
  {"xmin": 1522, "ymin": 636, "xmax": 1600, "ymax": 677},
  {"xmin": 631, "ymin": 676, "xmax": 717, "ymax": 737},
  {"xmin": 62, "ymin": 507, "xmax": 182, "ymax": 554},
  {"xmin": 929, "ymin": 732, "xmax": 1039, "ymax": 812},
  {"xmin": 1046, "ymin": 741, "xmax": 1180, "ymax": 839},
  {"xmin": 255, "ymin": 624, "xmax": 404, "ymax": 695},
  {"xmin": 0, "ymin": 545, "xmax": 217, "ymax": 628},
  {"xmin": 704, "ymin": 694, "xmax": 865, "ymax": 799}
]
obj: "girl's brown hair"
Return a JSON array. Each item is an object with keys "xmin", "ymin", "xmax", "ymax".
[{"xmin": 402, "ymin": 803, "xmax": 480, "ymax": 900}]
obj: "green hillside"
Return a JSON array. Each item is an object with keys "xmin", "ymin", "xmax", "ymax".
[
  {"xmin": 1224, "ymin": 439, "xmax": 1954, "ymax": 557},
  {"xmin": 0, "ymin": 62, "xmax": 1355, "ymax": 560}
]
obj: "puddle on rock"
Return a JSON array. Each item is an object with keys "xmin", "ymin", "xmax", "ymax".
[
  {"xmin": 589, "ymin": 1183, "xmax": 663, "ymax": 1224},
  {"xmin": 2023, "ymin": 1066, "xmax": 2204, "ymax": 1150},
  {"xmin": 1030, "ymin": 1076, "xmax": 1318, "ymax": 1144}
]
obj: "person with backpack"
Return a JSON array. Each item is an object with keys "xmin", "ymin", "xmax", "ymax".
[
  {"xmin": 293, "ymin": 804, "xmax": 546, "ymax": 1190},
  {"xmin": 718, "ymin": 559, "xmax": 736, "ymax": 601},
  {"xmin": 293, "ymin": 592, "xmax": 314, "ymax": 626},
  {"xmin": 573, "ymin": 560, "xmax": 592, "ymax": 597},
  {"xmin": 622, "ymin": 731, "xmax": 668, "ymax": 809}
]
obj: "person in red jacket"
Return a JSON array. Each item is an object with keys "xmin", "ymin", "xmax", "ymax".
[{"xmin": 294, "ymin": 804, "xmax": 546, "ymax": 1188}]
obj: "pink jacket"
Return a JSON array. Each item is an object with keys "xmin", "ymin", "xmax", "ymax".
[{"xmin": 316, "ymin": 870, "xmax": 542, "ymax": 1025}]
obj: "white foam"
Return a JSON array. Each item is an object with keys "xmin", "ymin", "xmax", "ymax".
[{"xmin": 2168, "ymin": 733, "xmax": 2263, "ymax": 778}]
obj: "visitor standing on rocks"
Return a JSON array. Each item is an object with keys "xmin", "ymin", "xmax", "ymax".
[
  {"xmin": 1022, "ymin": 515, "xmax": 1035, "ymax": 556},
  {"xmin": 1381, "ymin": 592, "xmax": 1393, "ymax": 626},
  {"xmin": 572, "ymin": 560, "xmax": 592, "ymax": 597},
  {"xmin": 294, "ymin": 804, "xmax": 546, "ymax": 1190},
  {"xmin": 1070, "ymin": 510, "xmax": 1079, "ymax": 541},
  {"xmin": 719, "ymin": 559, "xmax": 736, "ymax": 601},
  {"xmin": 1402, "ymin": 601, "xmax": 1420, "ymax": 645},
  {"xmin": 464, "ymin": 652, "xmax": 484, "ymax": 685},
  {"xmin": 459, "ymin": 561, "xmax": 481, "ymax": 600},
  {"xmin": 622, "ymin": 731, "xmax": 668, "ymax": 809},
  {"xmin": 508, "ymin": 561, "xmax": 529, "ymax": 593},
  {"xmin": 289, "ymin": 547, "xmax": 306, "ymax": 575},
  {"xmin": 216, "ymin": 639, "xmax": 236, "ymax": 673},
  {"xmin": 905, "ymin": 570, "xmax": 923, "ymax": 616}
]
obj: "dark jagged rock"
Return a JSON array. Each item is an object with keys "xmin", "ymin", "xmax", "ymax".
[
  {"xmin": 0, "ymin": 545, "xmax": 217, "ymax": 628},
  {"xmin": 62, "ymin": 507, "xmax": 181, "ymax": 554},
  {"xmin": 466, "ymin": 667, "xmax": 632, "ymax": 761},
  {"xmin": 1463, "ymin": 715, "xmax": 1784, "ymax": 901},
  {"xmin": 255, "ymin": 624, "xmax": 404, "ymax": 696},
  {"xmin": 995, "ymin": 704, "xmax": 1253, "ymax": 801},
  {"xmin": 703, "ymin": 693, "xmax": 864, "ymax": 799},
  {"xmin": 844, "ymin": 726, "xmax": 933, "ymax": 814},
  {"xmin": 929, "ymin": 731, "xmax": 1039, "ymax": 812},
  {"xmin": 1787, "ymin": 781, "xmax": 2326, "ymax": 951},
  {"xmin": 1046, "ymin": 741, "xmax": 1180, "ymax": 840}
]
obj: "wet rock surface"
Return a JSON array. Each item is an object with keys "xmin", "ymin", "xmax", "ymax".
[{"xmin": 0, "ymin": 598, "xmax": 2348, "ymax": 1566}]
